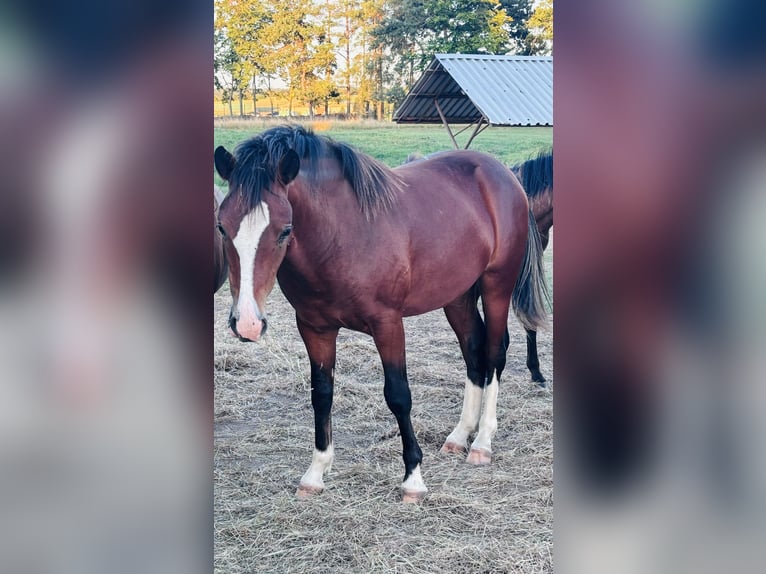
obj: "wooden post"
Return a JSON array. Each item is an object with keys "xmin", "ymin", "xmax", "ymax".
[
  {"xmin": 434, "ymin": 98, "xmax": 459, "ymax": 149},
  {"xmin": 464, "ymin": 120, "xmax": 489, "ymax": 149}
]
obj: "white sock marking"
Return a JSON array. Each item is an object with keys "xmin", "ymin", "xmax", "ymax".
[
  {"xmin": 402, "ymin": 464, "xmax": 427, "ymax": 493},
  {"xmin": 232, "ymin": 206, "xmax": 270, "ymax": 325},
  {"xmin": 471, "ymin": 374, "xmax": 499, "ymax": 453},
  {"xmin": 445, "ymin": 378, "xmax": 483, "ymax": 448},
  {"xmin": 299, "ymin": 444, "xmax": 334, "ymax": 490}
]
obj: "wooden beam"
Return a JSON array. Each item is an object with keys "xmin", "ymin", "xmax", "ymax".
[
  {"xmin": 433, "ymin": 98, "xmax": 459, "ymax": 149},
  {"xmin": 464, "ymin": 119, "xmax": 489, "ymax": 149},
  {"xmin": 453, "ymin": 118, "xmax": 482, "ymax": 137}
]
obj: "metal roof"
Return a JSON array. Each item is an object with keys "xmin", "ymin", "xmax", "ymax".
[{"xmin": 393, "ymin": 54, "xmax": 553, "ymax": 126}]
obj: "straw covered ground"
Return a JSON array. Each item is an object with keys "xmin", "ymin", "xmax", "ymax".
[{"xmin": 214, "ymin": 276, "xmax": 553, "ymax": 573}]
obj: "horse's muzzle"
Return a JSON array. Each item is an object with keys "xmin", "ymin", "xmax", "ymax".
[{"xmin": 229, "ymin": 314, "xmax": 268, "ymax": 343}]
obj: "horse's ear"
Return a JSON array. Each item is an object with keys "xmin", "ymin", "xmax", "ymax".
[
  {"xmin": 278, "ymin": 149, "xmax": 300, "ymax": 185},
  {"xmin": 214, "ymin": 146, "xmax": 236, "ymax": 181}
]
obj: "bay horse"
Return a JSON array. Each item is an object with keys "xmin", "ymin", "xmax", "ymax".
[
  {"xmin": 214, "ymin": 185, "xmax": 228, "ymax": 293},
  {"xmin": 511, "ymin": 150, "xmax": 553, "ymax": 386},
  {"xmin": 214, "ymin": 125, "xmax": 548, "ymax": 502}
]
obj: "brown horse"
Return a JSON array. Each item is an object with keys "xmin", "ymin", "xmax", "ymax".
[
  {"xmin": 511, "ymin": 150, "xmax": 553, "ymax": 385},
  {"xmin": 214, "ymin": 185, "xmax": 228, "ymax": 293},
  {"xmin": 214, "ymin": 125, "xmax": 548, "ymax": 502}
]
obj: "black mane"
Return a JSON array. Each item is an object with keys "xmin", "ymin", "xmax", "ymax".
[
  {"xmin": 229, "ymin": 124, "xmax": 403, "ymax": 218},
  {"xmin": 511, "ymin": 149, "xmax": 553, "ymax": 198}
]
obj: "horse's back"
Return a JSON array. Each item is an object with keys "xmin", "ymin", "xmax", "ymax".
[
  {"xmin": 397, "ymin": 150, "xmax": 525, "ymax": 206},
  {"xmin": 396, "ymin": 150, "xmax": 529, "ymax": 256}
]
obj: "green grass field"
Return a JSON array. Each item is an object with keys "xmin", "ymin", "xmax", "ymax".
[{"xmin": 214, "ymin": 120, "xmax": 552, "ymax": 169}]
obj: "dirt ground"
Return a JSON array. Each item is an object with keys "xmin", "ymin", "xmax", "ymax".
[{"xmin": 214, "ymin": 275, "xmax": 553, "ymax": 573}]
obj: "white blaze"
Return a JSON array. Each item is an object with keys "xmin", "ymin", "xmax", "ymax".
[{"xmin": 232, "ymin": 206, "xmax": 270, "ymax": 328}]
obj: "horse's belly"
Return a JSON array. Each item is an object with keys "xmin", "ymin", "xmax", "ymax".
[
  {"xmin": 402, "ymin": 288, "xmax": 472, "ymax": 316},
  {"xmin": 401, "ymin": 265, "xmax": 486, "ymax": 316}
]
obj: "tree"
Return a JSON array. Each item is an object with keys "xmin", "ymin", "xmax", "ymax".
[
  {"xmin": 318, "ymin": 1, "xmax": 341, "ymax": 115},
  {"xmin": 215, "ymin": 0, "xmax": 270, "ymax": 116},
  {"xmin": 425, "ymin": 0, "xmax": 511, "ymax": 55},
  {"xmin": 373, "ymin": 0, "xmax": 513, "ymax": 98},
  {"xmin": 262, "ymin": 0, "xmax": 337, "ymax": 116},
  {"xmin": 498, "ymin": 0, "xmax": 534, "ymax": 54},
  {"xmin": 372, "ymin": 0, "xmax": 430, "ymax": 88},
  {"xmin": 385, "ymin": 84, "xmax": 407, "ymax": 111},
  {"xmin": 334, "ymin": 0, "xmax": 365, "ymax": 116},
  {"xmin": 526, "ymin": 0, "xmax": 553, "ymax": 55},
  {"xmin": 214, "ymin": 27, "xmax": 251, "ymax": 117},
  {"xmin": 220, "ymin": 0, "xmax": 272, "ymax": 113},
  {"xmin": 356, "ymin": 0, "xmax": 387, "ymax": 118}
]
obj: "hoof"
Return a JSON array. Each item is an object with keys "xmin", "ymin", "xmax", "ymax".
[
  {"xmin": 440, "ymin": 441, "xmax": 467, "ymax": 455},
  {"xmin": 402, "ymin": 488, "xmax": 427, "ymax": 504},
  {"xmin": 296, "ymin": 483, "xmax": 323, "ymax": 498},
  {"xmin": 466, "ymin": 448, "xmax": 492, "ymax": 466}
]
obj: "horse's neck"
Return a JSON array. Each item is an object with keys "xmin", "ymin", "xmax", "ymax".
[{"xmin": 287, "ymin": 176, "xmax": 362, "ymax": 243}]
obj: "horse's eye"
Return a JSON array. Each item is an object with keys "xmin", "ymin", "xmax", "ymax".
[
  {"xmin": 277, "ymin": 225, "xmax": 292, "ymax": 245},
  {"xmin": 216, "ymin": 223, "xmax": 226, "ymax": 238}
]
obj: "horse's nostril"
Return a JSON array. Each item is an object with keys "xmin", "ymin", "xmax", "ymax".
[
  {"xmin": 261, "ymin": 318, "xmax": 268, "ymax": 335},
  {"xmin": 228, "ymin": 315, "xmax": 251, "ymax": 341}
]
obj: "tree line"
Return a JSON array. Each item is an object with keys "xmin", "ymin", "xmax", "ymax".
[{"xmin": 214, "ymin": 0, "xmax": 553, "ymax": 119}]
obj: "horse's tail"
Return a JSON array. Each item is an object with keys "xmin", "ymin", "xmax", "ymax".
[{"xmin": 511, "ymin": 209, "xmax": 550, "ymax": 331}]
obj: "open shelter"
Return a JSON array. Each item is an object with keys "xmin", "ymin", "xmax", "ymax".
[{"xmin": 393, "ymin": 54, "xmax": 553, "ymax": 148}]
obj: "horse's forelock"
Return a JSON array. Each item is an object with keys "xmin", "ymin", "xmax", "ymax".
[{"xmin": 230, "ymin": 139, "xmax": 275, "ymax": 211}]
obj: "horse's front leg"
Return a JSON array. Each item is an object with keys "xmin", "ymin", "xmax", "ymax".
[
  {"xmin": 295, "ymin": 319, "xmax": 339, "ymax": 498},
  {"xmin": 372, "ymin": 316, "xmax": 427, "ymax": 503}
]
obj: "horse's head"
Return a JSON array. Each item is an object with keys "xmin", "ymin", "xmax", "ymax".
[{"xmin": 214, "ymin": 145, "xmax": 299, "ymax": 343}]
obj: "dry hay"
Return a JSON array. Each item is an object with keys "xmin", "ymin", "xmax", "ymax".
[{"xmin": 215, "ymin": 281, "xmax": 553, "ymax": 573}]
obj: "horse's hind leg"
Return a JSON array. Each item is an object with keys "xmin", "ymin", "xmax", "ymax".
[
  {"xmin": 295, "ymin": 319, "xmax": 339, "ymax": 498},
  {"xmin": 526, "ymin": 328, "xmax": 546, "ymax": 385},
  {"xmin": 441, "ymin": 287, "xmax": 487, "ymax": 454},
  {"xmin": 371, "ymin": 315, "xmax": 427, "ymax": 503},
  {"xmin": 465, "ymin": 273, "xmax": 513, "ymax": 466}
]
